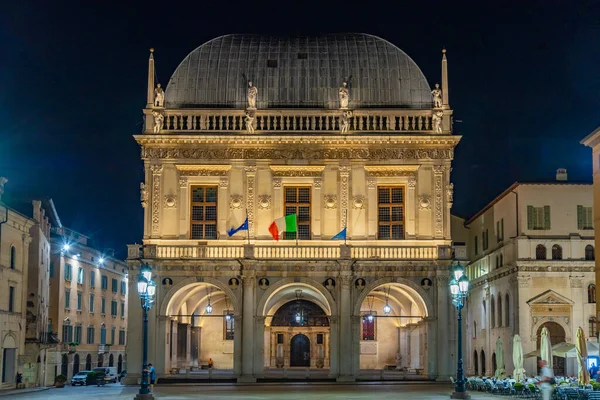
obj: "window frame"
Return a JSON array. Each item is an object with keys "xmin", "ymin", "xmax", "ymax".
[
  {"xmin": 377, "ymin": 186, "xmax": 405, "ymax": 240},
  {"xmin": 9, "ymin": 246, "xmax": 16, "ymax": 270},
  {"xmin": 8, "ymin": 286, "xmax": 15, "ymax": 312},
  {"xmin": 89, "ymin": 294, "xmax": 95, "ymax": 313},
  {"xmin": 224, "ymin": 311, "xmax": 234, "ymax": 340},
  {"xmin": 283, "ymin": 186, "xmax": 312, "ymax": 240},
  {"xmin": 190, "ymin": 185, "xmax": 218, "ymax": 240},
  {"xmin": 361, "ymin": 311, "xmax": 377, "ymax": 341}
]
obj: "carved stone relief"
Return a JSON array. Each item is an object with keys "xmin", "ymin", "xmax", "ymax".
[
  {"xmin": 273, "ymin": 178, "xmax": 282, "ymax": 189},
  {"xmin": 140, "ymin": 183, "xmax": 148, "ymax": 208},
  {"xmin": 418, "ymin": 195, "xmax": 431, "ymax": 210},
  {"xmin": 150, "ymin": 165, "xmax": 163, "ymax": 235},
  {"xmin": 219, "ymin": 177, "xmax": 229, "ymax": 188},
  {"xmin": 257, "ymin": 195, "xmax": 272, "ymax": 210},
  {"xmin": 245, "ymin": 166, "xmax": 256, "ymax": 235},
  {"xmin": 367, "ymin": 178, "xmax": 377, "ymax": 189},
  {"xmin": 230, "ymin": 195, "xmax": 244, "ymax": 210},
  {"xmin": 433, "ymin": 166, "xmax": 444, "ymax": 237},
  {"xmin": 324, "ymin": 195, "xmax": 337, "ymax": 210},
  {"xmin": 313, "ymin": 178, "xmax": 322, "ymax": 189},
  {"xmin": 164, "ymin": 194, "xmax": 177, "ymax": 209},
  {"xmin": 352, "ymin": 195, "xmax": 365, "ymax": 210},
  {"xmin": 339, "ymin": 165, "xmax": 350, "ymax": 226},
  {"xmin": 179, "ymin": 179, "xmax": 187, "ymax": 188}
]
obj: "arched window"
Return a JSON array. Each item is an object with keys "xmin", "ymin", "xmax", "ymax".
[
  {"xmin": 481, "ymin": 350, "xmax": 486, "ymax": 376},
  {"xmin": 536, "ymin": 244, "xmax": 547, "ymax": 260},
  {"xmin": 586, "ymin": 245, "xmax": 595, "ymax": 261},
  {"xmin": 473, "ymin": 350, "xmax": 479, "ymax": 376},
  {"xmin": 10, "ymin": 246, "xmax": 16, "ymax": 269},
  {"xmin": 85, "ymin": 354, "xmax": 92, "ymax": 371},
  {"xmin": 73, "ymin": 353, "xmax": 80, "ymax": 375},
  {"xmin": 490, "ymin": 295, "xmax": 496, "ymax": 329},
  {"xmin": 97, "ymin": 354, "xmax": 103, "ymax": 367},
  {"xmin": 482, "ymin": 300, "xmax": 486, "ymax": 329},
  {"xmin": 497, "ymin": 294, "xmax": 503, "ymax": 328},
  {"xmin": 505, "ymin": 293, "xmax": 510, "ymax": 327},
  {"xmin": 117, "ymin": 355, "xmax": 123, "ymax": 374},
  {"xmin": 474, "ymin": 321, "xmax": 477, "ymax": 338},
  {"xmin": 109, "ymin": 354, "xmax": 114, "ymax": 367},
  {"xmin": 590, "ymin": 317, "xmax": 598, "ymax": 338},
  {"xmin": 552, "ymin": 244, "xmax": 563, "ymax": 260},
  {"xmin": 589, "ymin": 284, "xmax": 597, "ymax": 304}
]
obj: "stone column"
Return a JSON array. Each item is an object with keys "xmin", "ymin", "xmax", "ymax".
[
  {"xmin": 233, "ymin": 315, "xmax": 243, "ymax": 376},
  {"xmin": 218, "ymin": 177, "xmax": 229, "ymax": 237},
  {"xmin": 123, "ymin": 275, "xmax": 143, "ymax": 385},
  {"xmin": 366, "ymin": 177, "xmax": 377, "ymax": 239},
  {"xmin": 240, "ymin": 276, "xmax": 256, "ymax": 382},
  {"xmin": 171, "ymin": 320, "xmax": 178, "ymax": 369},
  {"xmin": 178, "ymin": 178, "xmax": 188, "ymax": 238},
  {"xmin": 337, "ymin": 275, "xmax": 354, "ymax": 381},
  {"xmin": 312, "ymin": 178, "xmax": 322, "ymax": 239},
  {"xmin": 156, "ymin": 316, "xmax": 169, "ymax": 376},
  {"xmin": 329, "ymin": 316, "xmax": 340, "ymax": 378},
  {"xmin": 191, "ymin": 327, "xmax": 200, "ymax": 368},
  {"xmin": 253, "ymin": 316, "xmax": 265, "ymax": 378},
  {"xmin": 436, "ymin": 274, "xmax": 452, "ymax": 379},
  {"xmin": 407, "ymin": 175, "xmax": 417, "ymax": 238},
  {"xmin": 185, "ymin": 324, "xmax": 191, "ymax": 368},
  {"xmin": 425, "ymin": 317, "xmax": 436, "ymax": 378}
]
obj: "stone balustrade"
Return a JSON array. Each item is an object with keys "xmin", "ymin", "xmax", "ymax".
[
  {"xmin": 150, "ymin": 109, "xmax": 439, "ymax": 134},
  {"xmin": 127, "ymin": 243, "xmax": 444, "ymax": 261}
]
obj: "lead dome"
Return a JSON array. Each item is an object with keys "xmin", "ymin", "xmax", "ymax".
[{"xmin": 165, "ymin": 34, "xmax": 433, "ymax": 109}]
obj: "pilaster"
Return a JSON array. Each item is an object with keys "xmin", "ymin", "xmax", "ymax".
[
  {"xmin": 240, "ymin": 275, "xmax": 256, "ymax": 382},
  {"xmin": 433, "ymin": 165, "xmax": 445, "ymax": 239},
  {"xmin": 339, "ymin": 165, "xmax": 351, "ymax": 234},
  {"xmin": 244, "ymin": 166, "xmax": 256, "ymax": 238},
  {"xmin": 150, "ymin": 164, "xmax": 163, "ymax": 238}
]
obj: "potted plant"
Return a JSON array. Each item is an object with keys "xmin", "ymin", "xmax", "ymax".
[{"xmin": 55, "ymin": 375, "xmax": 67, "ymax": 388}]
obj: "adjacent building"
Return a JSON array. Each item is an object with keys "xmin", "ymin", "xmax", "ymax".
[
  {"xmin": 45, "ymin": 205, "xmax": 128, "ymax": 383},
  {"xmin": 462, "ymin": 171, "xmax": 596, "ymax": 378},
  {"xmin": 125, "ymin": 33, "xmax": 461, "ymax": 383}
]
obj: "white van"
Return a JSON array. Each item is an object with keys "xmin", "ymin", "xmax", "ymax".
[{"xmin": 92, "ymin": 367, "xmax": 118, "ymax": 383}]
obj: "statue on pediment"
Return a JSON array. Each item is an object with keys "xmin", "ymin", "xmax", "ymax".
[
  {"xmin": 245, "ymin": 111, "xmax": 255, "ymax": 134},
  {"xmin": 247, "ymin": 81, "xmax": 258, "ymax": 109},
  {"xmin": 152, "ymin": 111, "xmax": 164, "ymax": 133},
  {"xmin": 340, "ymin": 110, "xmax": 352, "ymax": 134},
  {"xmin": 432, "ymin": 111, "xmax": 443, "ymax": 133},
  {"xmin": 432, "ymin": 83, "xmax": 442, "ymax": 108},
  {"xmin": 339, "ymin": 81, "xmax": 349, "ymax": 109},
  {"xmin": 154, "ymin": 83, "xmax": 165, "ymax": 107}
]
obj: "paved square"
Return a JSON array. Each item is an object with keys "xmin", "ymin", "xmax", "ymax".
[{"xmin": 3, "ymin": 383, "xmax": 498, "ymax": 399}]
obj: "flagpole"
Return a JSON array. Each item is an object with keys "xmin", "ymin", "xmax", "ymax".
[{"xmin": 245, "ymin": 208, "xmax": 250, "ymax": 245}]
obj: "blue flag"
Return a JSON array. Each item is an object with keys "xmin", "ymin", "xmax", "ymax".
[
  {"xmin": 331, "ymin": 227, "xmax": 346, "ymax": 240},
  {"xmin": 227, "ymin": 217, "xmax": 249, "ymax": 237}
]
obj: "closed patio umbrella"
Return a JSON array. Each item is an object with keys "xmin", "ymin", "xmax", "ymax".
[
  {"xmin": 495, "ymin": 337, "xmax": 506, "ymax": 378},
  {"xmin": 576, "ymin": 326, "xmax": 590, "ymax": 385},
  {"xmin": 540, "ymin": 327, "xmax": 553, "ymax": 369},
  {"xmin": 513, "ymin": 335, "xmax": 526, "ymax": 381}
]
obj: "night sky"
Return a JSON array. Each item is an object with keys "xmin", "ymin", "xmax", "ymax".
[{"xmin": 1, "ymin": 1, "xmax": 599, "ymax": 257}]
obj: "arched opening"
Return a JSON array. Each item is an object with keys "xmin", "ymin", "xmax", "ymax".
[
  {"xmin": 261, "ymin": 281, "xmax": 333, "ymax": 372},
  {"xmin": 552, "ymin": 244, "xmax": 563, "ymax": 260},
  {"xmin": 117, "ymin": 355, "xmax": 123, "ymax": 374},
  {"xmin": 85, "ymin": 354, "xmax": 92, "ymax": 371},
  {"xmin": 1, "ymin": 335, "xmax": 17, "ymax": 383},
  {"xmin": 9, "ymin": 246, "xmax": 16, "ymax": 270},
  {"xmin": 73, "ymin": 354, "xmax": 80, "ymax": 375},
  {"xmin": 586, "ymin": 245, "xmax": 595, "ymax": 261},
  {"xmin": 482, "ymin": 300, "xmax": 486, "ymax": 329},
  {"xmin": 473, "ymin": 350, "xmax": 479, "ymax": 376},
  {"xmin": 505, "ymin": 294, "xmax": 510, "ymax": 327},
  {"xmin": 497, "ymin": 294, "xmax": 503, "ymax": 328},
  {"xmin": 481, "ymin": 350, "xmax": 486, "ymax": 376},
  {"xmin": 109, "ymin": 354, "xmax": 114, "ymax": 367},
  {"xmin": 492, "ymin": 352, "xmax": 497, "ymax": 375},
  {"xmin": 357, "ymin": 282, "xmax": 429, "ymax": 373},
  {"xmin": 97, "ymin": 354, "xmax": 103, "ymax": 368},
  {"xmin": 589, "ymin": 284, "xmax": 596, "ymax": 304},
  {"xmin": 163, "ymin": 281, "xmax": 239, "ymax": 375},
  {"xmin": 537, "ymin": 321, "xmax": 566, "ymax": 376},
  {"xmin": 290, "ymin": 334, "xmax": 311, "ymax": 367},
  {"xmin": 536, "ymin": 244, "xmax": 547, "ymax": 260},
  {"xmin": 61, "ymin": 354, "xmax": 68, "ymax": 377},
  {"xmin": 490, "ymin": 295, "xmax": 496, "ymax": 329}
]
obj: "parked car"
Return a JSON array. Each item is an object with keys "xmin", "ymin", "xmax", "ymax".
[
  {"xmin": 71, "ymin": 371, "xmax": 91, "ymax": 386},
  {"xmin": 92, "ymin": 367, "xmax": 118, "ymax": 383},
  {"xmin": 118, "ymin": 370, "xmax": 126, "ymax": 382}
]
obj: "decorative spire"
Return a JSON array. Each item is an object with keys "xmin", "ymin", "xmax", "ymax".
[
  {"xmin": 441, "ymin": 49, "xmax": 449, "ymax": 109},
  {"xmin": 147, "ymin": 48, "xmax": 155, "ymax": 108}
]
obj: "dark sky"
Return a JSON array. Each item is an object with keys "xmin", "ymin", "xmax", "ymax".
[{"xmin": 1, "ymin": 1, "xmax": 599, "ymax": 256}]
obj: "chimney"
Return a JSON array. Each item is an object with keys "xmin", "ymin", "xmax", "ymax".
[{"xmin": 556, "ymin": 168, "xmax": 568, "ymax": 181}]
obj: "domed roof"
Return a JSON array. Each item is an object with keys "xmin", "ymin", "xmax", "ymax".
[{"xmin": 165, "ymin": 34, "xmax": 433, "ymax": 109}]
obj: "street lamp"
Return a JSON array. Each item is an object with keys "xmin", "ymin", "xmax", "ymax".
[
  {"xmin": 450, "ymin": 261, "xmax": 470, "ymax": 400},
  {"xmin": 136, "ymin": 264, "xmax": 156, "ymax": 398}
]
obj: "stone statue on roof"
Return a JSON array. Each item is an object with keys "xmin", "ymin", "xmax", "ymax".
[
  {"xmin": 340, "ymin": 110, "xmax": 352, "ymax": 134},
  {"xmin": 152, "ymin": 111, "xmax": 164, "ymax": 133},
  {"xmin": 154, "ymin": 84, "xmax": 164, "ymax": 107},
  {"xmin": 245, "ymin": 111, "xmax": 255, "ymax": 134},
  {"xmin": 432, "ymin": 111, "xmax": 443, "ymax": 133},
  {"xmin": 247, "ymin": 81, "xmax": 258, "ymax": 109},
  {"xmin": 339, "ymin": 81, "xmax": 349, "ymax": 109},
  {"xmin": 432, "ymin": 83, "xmax": 442, "ymax": 108}
]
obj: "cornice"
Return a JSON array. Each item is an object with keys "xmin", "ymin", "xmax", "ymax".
[
  {"xmin": 270, "ymin": 166, "xmax": 325, "ymax": 177},
  {"xmin": 176, "ymin": 165, "xmax": 232, "ymax": 176},
  {"xmin": 364, "ymin": 165, "xmax": 420, "ymax": 177}
]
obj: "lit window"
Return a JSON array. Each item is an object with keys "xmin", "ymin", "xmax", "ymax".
[
  {"xmin": 284, "ymin": 187, "xmax": 311, "ymax": 240},
  {"xmin": 190, "ymin": 186, "xmax": 218, "ymax": 239},
  {"xmin": 377, "ymin": 187, "xmax": 404, "ymax": 240}
]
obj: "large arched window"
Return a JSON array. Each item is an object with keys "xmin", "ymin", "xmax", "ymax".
[
  {"xmin": 473, "ymin": 350, "xmax": 479, "ymax": 376},
  {"xmin": 482, "ymin": 300, "xmax": 486, "ymax": 329},
  {"xmin": 10, "ymin": 246, "xmax": 16, "ymax": 270},
  {"xmin": 536, "ymin": 245, "xmax": 547, "ymax": 260},
  {"xmin": 589, "ymin": 284, "xmax": 597, "ymax": 304},
  {"xmin": 586, "ymin": 245, "xmax": 595, "ymax": 261},
  {"xmin": 590, "ymin": 317, "xmax": 598, "ymax": 338},
  {"xmin": 497, "ymin": 294, "xmax": 503, "ymax": 328},
  {"xmin": 552, "ymin": 244, "xmax": 563, "ymax": 260},
  {"xmin": 490, "ymin": 295, "xmax": 496, "ymax": 329},
  {"xmin": 505, "ymin": 293, "xmax": 510, "ymax": 327}
]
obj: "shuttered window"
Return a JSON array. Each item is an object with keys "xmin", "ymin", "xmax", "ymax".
[
  {"xmin": 577, "ymin": 206, "xmax": 593, "ymax": 230},
  {"xmin": 527, "ymin": 206, "xmax": 550, "ymax": 230}
]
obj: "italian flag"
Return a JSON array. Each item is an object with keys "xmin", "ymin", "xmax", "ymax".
[{"xmin": 268, "ymin": 214, "xmax": 297, "ymax": 241}]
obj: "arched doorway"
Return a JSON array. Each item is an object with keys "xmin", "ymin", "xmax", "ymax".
[
  {"xmin": 85, "ymin": 354, "xmax": 92, "ymax": 371},
  {"xmin": 109, "ymin": 354, "xmax": 114, "ymax": 367},
  {"xmin": 537, "ymin": 322, "xmax": 566, "ymax": 376},
  {"xmin": 117, "ymin": 355, "xmax": 123, "ymax": 374},
  {"xmin": 356, "ymin": 282, "xmax": 429, "ymax": 372},
  {"xmin": 492, "ymin": 352, "xmax": 497, "ymax": 375},
  {"xmin": 97, "ymin": 354, "xmax": 103, "ymax": 368},
  {"xmin": 473, "ymin": 350, "xmax": 479, "ymax": 376},
  {"xmin": 73, "ymin": 354, "xmax": 80, "ymax": 375},
  {"xmin": 1, "ymin": 335, "xmax": 17, "ymax": 384},
  {"xmin": 290, "ymin": 334, "xmax": 311, "ymax": 367},
  {"xmin": 162, "ymin": 280, "xmax": 239, "ymax": 373},
  {"xmin": 61, "ymin": 354, "xmax": 68, "ymax": 376},
  {"xmin": 481, "ymin": 350, "xmax": 486, "ymax": 376}
]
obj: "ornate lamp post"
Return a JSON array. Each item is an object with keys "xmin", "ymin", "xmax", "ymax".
[
  {"xmin": 450, "ymin": 261, "xmax": 470, "ymax": 399},
  {"xmin": 136, "ymin": 264, "xmax": 156, "ymax": 399}
]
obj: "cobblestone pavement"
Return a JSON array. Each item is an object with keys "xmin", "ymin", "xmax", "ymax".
[{"xmin": 4, "ymin": 382, "xmax": 499, "ymax": 399}]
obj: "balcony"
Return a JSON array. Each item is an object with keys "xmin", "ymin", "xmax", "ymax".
[
  {"xmin": 98, "ymin": 344, "xmax": 111, "ymax": 354},
  {"xmin": 128, "ymin": 242, "xmax": 449, "ymax": 261}
]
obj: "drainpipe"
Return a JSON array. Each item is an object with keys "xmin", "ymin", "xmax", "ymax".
[
  {"xmin": 510, "ymin": 190, "xmax": 519, "ymax": 238},
  {"xmin": 0, "ymin": 205, "xmax": 8, "ymax": 265}
]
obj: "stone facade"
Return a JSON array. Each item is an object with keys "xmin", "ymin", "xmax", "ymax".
[
  {"xmin": 125, "ymin": 34, "xmax": 461, "ymax": 383},
  {"xmin": 462, "ymin": 179, "xmax": 596, "ymax": 378}
]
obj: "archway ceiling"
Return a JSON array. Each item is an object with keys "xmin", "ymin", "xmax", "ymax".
[
  {"xmin": 167, "ymin": 282, "xmax": 226, "ymax": 315},
  {"xmin": 365, "ymin": 284, "xmax": 427, "ymax": 317},
  {"xmin": 264, "ymin": 284, "xmax": 331, "ymax": 317}
]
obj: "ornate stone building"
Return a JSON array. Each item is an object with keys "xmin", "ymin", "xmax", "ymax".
[
  {"xmin": 125, "ymin": 34, "xmax": 460, "ymax": 383},
  {"xmin": 462, "ymin": 173, "xmax": 596, "ymax": 378}
]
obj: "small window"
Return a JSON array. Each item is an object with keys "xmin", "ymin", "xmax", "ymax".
[
  {"xmin": 89, "ymin": 294, "xmax": 95, "ymax": 313},
  {"xmin": 101, "ymin": 298, "xmax": 106, "ymax": 314},
  {"xmin": 64, "ymin": 264, "xmax": 72, "ymax": 281},
  {"xmin": 527, "ymin": 206, "xmax": 550, "ymax": 230},
  {"xmin": 112, "ymin": 278, "xmax": 118, "ymax": 293},
  {"xmin": 297, "ymin": 53, "xmax": 308, "ymax": 59},
  {"xmin": 590, "ymin": 317, "xmax": 598, "ymax": 338},
  {"xmin": 589, "ymin": 284, "xmax": 596, "ymax": 304},
  {"xmin": 578, "ymin": 206, "xmax": 594, "ymax": 230},
  {"xmin": 121, "ymin": 302, "xmax": 125, "ymax": 317},
  {"xmin": 10, "ymin": 246, "xmax": 16, "ymax": 269},
  {"xmin": 119, "ymin": 330, "xmax": 126, "ymax": 345},
  {"xmin": 317, "ymin": 333, "xmax": 323, "ymax": 344},
  {"xmin": 111, "ymin": 301, "xmax": 117, "ymax": 316},
  {"xmin": 90, "ymin": 272, "xmax": 95, "ymax": 288},
  {"xmin": 586, "ymin": 245, "xmax": 595, "ymax": 261},
  {"xmin": 65, "ymin": 289, "xmax": 70, "ymax": 309},
  {"xmin": 505, "ymin": 293, "xmax": 510, "ymax": 327},
  {"xmin": 267, "ymin": 59, "xmax": 278, "ymax": 68},
  {"xmin": 77, "ymin": 268, "xmax": 84, "ymax": 285},
  {"xmin": 284, "ymin": 187, "xmax": 311, "ymax": 240},
  {"xmin": 190, "ymin": 186, "xmax": 218, "ymax": 239},
  {"xmin": 8, "ymin": 286, "xmax": 15, "ymax": 312},
  {"xmin": 101, "ymin": 275, "xmax": 108, "ymax": 290},
  {"xmin": 552, "ymin": 244, "xmax": 563, "ymax": 260},
  {"xmin": 536, "ymin": 245, "xmax": 547, "ymax": 260},
  {"xmin": 87, "ymin": 326, "xmax": 95, "ymax": 344},
  {"xmin": 277, "ymin": 333, "xmax": 284, "ymax": 344},
  {"xmin": 77, "ymin": 292, "xmax": 82, "ymax": 311}
]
